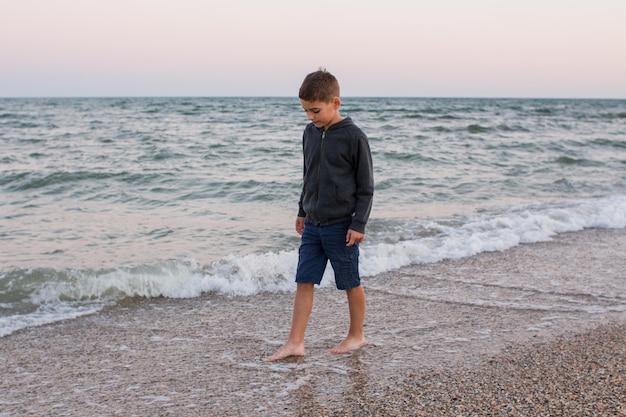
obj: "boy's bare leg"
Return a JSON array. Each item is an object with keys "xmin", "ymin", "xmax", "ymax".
[
  {"xmin": 330, "ymin": 285, "xmax": 367, "ymax": 354},
  {"xmin": 265, "ymin": 283, "xmax": 315, "ymax": 362}
]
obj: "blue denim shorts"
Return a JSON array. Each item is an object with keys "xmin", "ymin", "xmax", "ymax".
[{"xmin": 295, "ymin": 219, "xmax": 360, "ymax": 290}]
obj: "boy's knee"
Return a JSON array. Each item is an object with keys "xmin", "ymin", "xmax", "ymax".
[{"xmin": 296, "ymin": 282, "xmax": 315, "ymax": 292}]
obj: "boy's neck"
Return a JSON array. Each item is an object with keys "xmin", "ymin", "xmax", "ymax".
[{"xmin": 323, "ymin": 113, "xmax": 343, "ymax": 131}]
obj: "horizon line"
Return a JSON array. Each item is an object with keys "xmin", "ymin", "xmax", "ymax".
[{"xmin": 1, "ymin": 95, "xmax": 625, "ymax": 100}]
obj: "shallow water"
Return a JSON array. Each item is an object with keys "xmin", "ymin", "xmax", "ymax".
[{"xmin": 2, "ymin": 228, "xmax": 624, "ymax": 416}]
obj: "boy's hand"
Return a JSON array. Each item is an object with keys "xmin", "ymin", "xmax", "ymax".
[
  {"xmin": 295, "ymin": 217, "xmax": 305, "ymax": 235},
  {"xmin": 346, "ymin": 229, "xmax": 364, "ymax": 246}
]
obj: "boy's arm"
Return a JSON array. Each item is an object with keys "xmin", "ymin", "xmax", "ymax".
[{"xmin": 350, "ymin": 134, "xmax": 374, "ymax": 234}]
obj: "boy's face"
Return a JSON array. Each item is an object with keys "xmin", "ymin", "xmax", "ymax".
[{"xmin": 300, "ymin": 97, "xmax": 342, "ymax": 131}]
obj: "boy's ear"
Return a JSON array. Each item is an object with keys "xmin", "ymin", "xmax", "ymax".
[{"xmin": 332, "ymin": 96, "xmax": 341, "ymax": 109}]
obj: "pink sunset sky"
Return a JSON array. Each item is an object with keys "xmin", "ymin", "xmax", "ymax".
[{"xmin": 1, "ymin": 0, "xmax": 625, "ymax": 98}]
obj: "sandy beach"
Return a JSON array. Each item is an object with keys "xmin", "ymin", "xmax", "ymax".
[{"xmin": 1, "ymin": 228, "xmax": 625, "ymax": 416}]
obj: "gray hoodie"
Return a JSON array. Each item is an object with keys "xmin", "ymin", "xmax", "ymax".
[{"xmin": 297, "ymin": 117, "xmax": 374, "ymax": 234}]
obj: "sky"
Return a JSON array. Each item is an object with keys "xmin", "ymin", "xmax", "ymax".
[{"xmin": 1, "ymin": 0, "xmax": 625, "ymax": 98}]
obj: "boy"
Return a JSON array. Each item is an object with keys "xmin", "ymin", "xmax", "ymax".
[{"xmin": 265, "ymin": 69, "xmax": 374, "ymax": 362}]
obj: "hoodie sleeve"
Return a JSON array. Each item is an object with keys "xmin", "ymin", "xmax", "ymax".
[
  {"xmin": 297, "ymin": 130, "xmax": 307, "ymax": 218},
  {"xmin": 350, "ymin": 132, "xmax": 374, "ymax": 233}
]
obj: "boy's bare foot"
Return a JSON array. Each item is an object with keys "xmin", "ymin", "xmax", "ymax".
[
  {"xmin": 330, "ymin": 336, "xmax": 367, "ymax": 354},
  {"xmin": 264, "ymin": 342, "xmax": 305, "ymax": 362}
]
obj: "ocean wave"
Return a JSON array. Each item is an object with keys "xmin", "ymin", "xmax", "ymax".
[
  {"xmin": 555, "ymin": 156, "xmax": 603, "ymax": 167},
  {"xmin": 3, "ymin": 170, "xmax": 131, "ymax": 192},
  {"xmin": 361, "ymin": 196, "xmax": 626, "ymax": 276},
  {"xmin": 1, "ymin": 196, "xmax": 624, "ymax": 337},
  {"xmin": 591, "ymin": 138, "xmax": 626, "ymax": 149},
  {"xmin": 467, "ymin": 124, "xmax": 492, "ymax": 133},
  {"xmin": 495, "ymin": 123, "xmax": 531, "ymax": 133},
  {"xmin": 1, "ymin": 121, "xmax": 42, "ymax": 129}
]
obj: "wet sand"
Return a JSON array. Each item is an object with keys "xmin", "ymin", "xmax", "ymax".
[{"xmin": 1, "ymin": 228, "xmax": 625, "ymax": 416}]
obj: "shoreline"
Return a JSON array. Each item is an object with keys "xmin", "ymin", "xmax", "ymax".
[{"xmin": 1, "ymin": 228, "xmax": 625, "ymax": 416}]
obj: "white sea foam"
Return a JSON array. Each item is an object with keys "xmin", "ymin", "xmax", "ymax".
[
  {"xmin": 0, "ymin": 302, "xmax": 104, "ymax": 338},
  {"xmin": 361, "ymin": 196, "xmax": 626, "ymax": 276},
  {"xmin": 17, "ymin": 196, "xmax": 626, "ymax": 303}
]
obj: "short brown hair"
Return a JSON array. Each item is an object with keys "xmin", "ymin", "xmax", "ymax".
[{"xmin": 299, "ymin": 68, "xmax": 340, "ymax": 102}]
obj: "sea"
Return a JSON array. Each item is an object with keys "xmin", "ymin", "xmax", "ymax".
[{"xmin": 1, "ymin": 97, "xmax": 625, "ymax": 338}]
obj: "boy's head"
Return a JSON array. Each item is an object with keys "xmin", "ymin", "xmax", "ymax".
[
  {"xmin": 299, "ymin": 68, "xmax": 340, "ymax": 103},
  {"xmin": 299, "ymin": 68, "xmax": 343, "ymax": 130}
]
